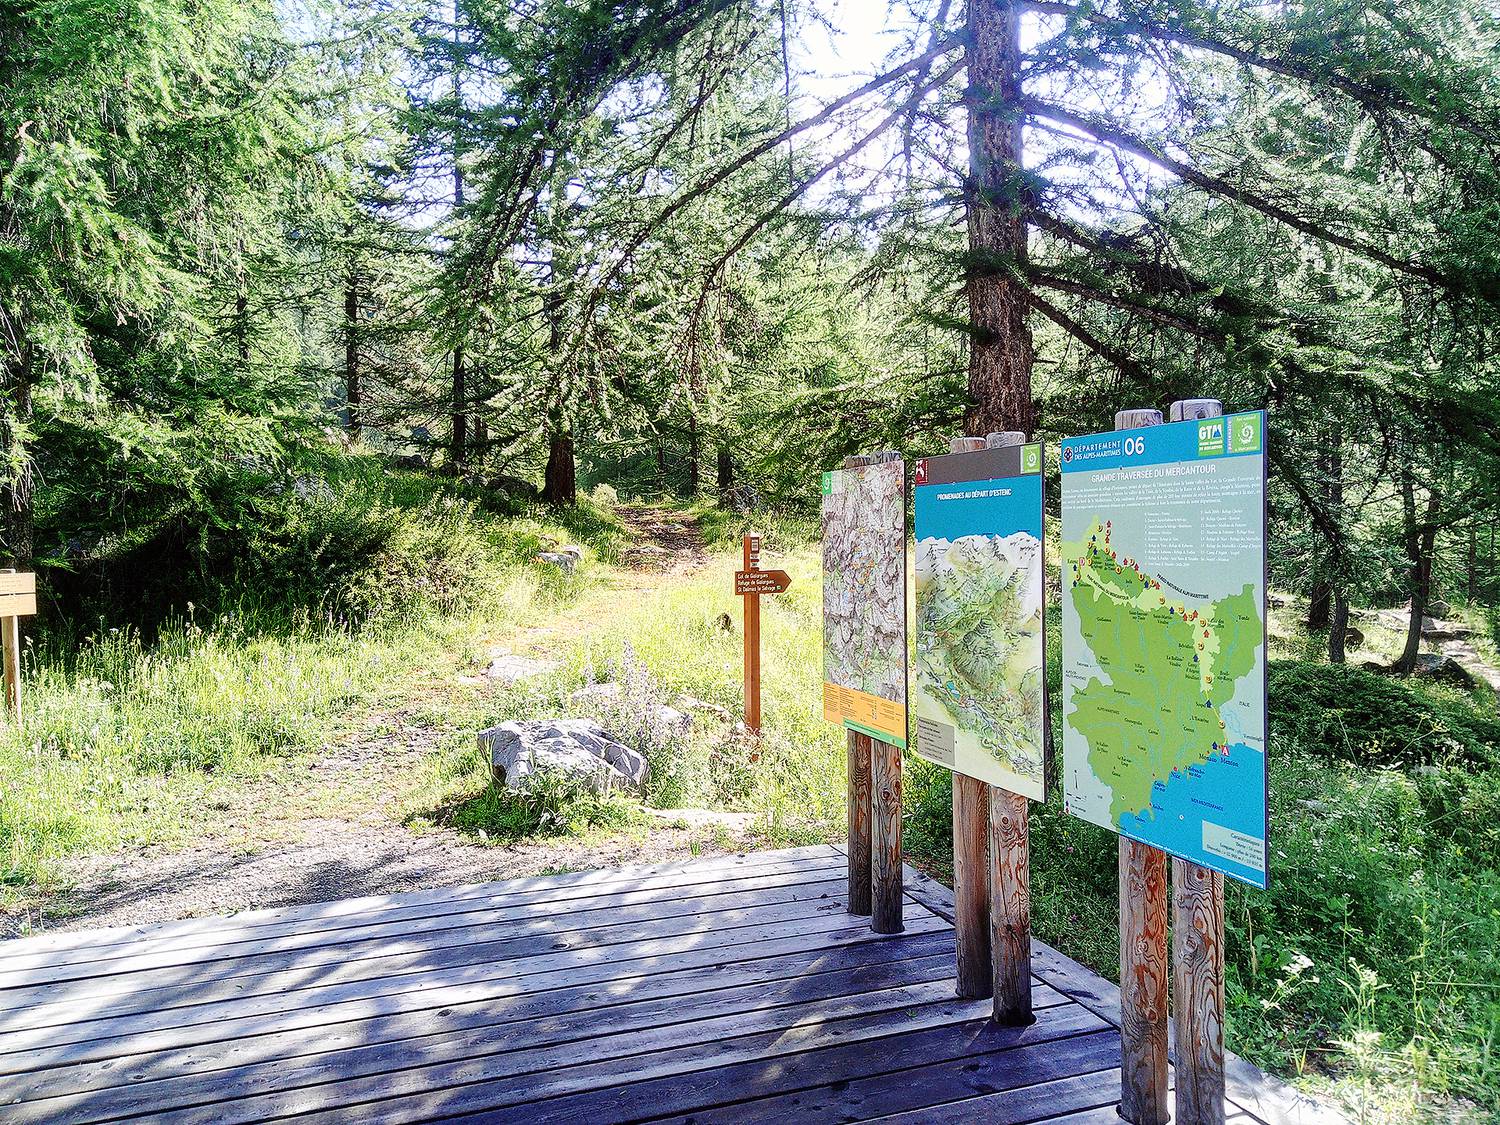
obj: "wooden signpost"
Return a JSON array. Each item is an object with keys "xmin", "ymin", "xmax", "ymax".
[
  {"xmin": 1108, "ymin": 407, "xmax": 1173, "ymax": 1125},
  {"xmin": 825, "ymin": 452, "xmax": 906, "ymax": 935},
  {"xmin": 945, "ymin": 436, "xmax": 994, "ymax": 1000},
  {"xmin": 0, "ymin": 570, "xmax": 35, "ymax": 718},
  {"xmin": 1062, "ymin": 402, "xmax": 1248, "ymax": 1122},
  {"xmin": 1168, "ymin": 397, "xmax": 1229, "ymax": 1125},
  {"xmin": 927, "ymin": 432, "xmax": 1038, "ymax": 1024},
  {"xmin": 737, "ymin": 534, "xmax": 790, "ymax": 734}
]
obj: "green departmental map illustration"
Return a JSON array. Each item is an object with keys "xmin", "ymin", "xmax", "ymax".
[{"xmin": 1060, "ymin": 415, "xmax": 1268, "ymax": 887}]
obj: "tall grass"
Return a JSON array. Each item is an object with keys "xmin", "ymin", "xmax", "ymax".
[{"xmin": 3, "ymin": 456, "xmax": 626, "ymax": 898}]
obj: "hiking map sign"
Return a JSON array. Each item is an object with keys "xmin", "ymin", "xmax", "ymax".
[
  {"xmin": 912, "ymin": 443, "xmax": 1046, "ymax": 799},
  {"xmin": 821, "ymin": 459, "xmax": 907, "ymax": 746},
  {"xmin": 1060, "ymin": 411, "xmax": 1269, "ymax": 888}
]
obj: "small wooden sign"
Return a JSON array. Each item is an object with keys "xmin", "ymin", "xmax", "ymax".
[
  {"xmin": 738, "ymin": 536, "xmax": 791, "ymax": 734},
  {"xmin": 0, "ymin": 570, "xmax": 36, "ymax": 719},
  {"xmin": 0, "ymin": 571, "xmax": 38, "ymax": 618},
  {"xmin": 734, "ymin": 569, "xmax": 790, "ymax": 596}
]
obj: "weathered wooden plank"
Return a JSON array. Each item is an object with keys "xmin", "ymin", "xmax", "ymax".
[
  {"xmin": 14, "ymin": 968, "xmax": 1056, "ymax": 1122},
  {"xmin": 1120, "ymin": 837, "xmax": 1170, "ymax": 1125},
  {"xmin": 3, "ymin": 932, "xmax": 959, "ymax": 1075},
  {"xmin": 990, "ymin": 787, "xmax": 1031, "ymax": 1025},
  {"xmin": 952, "ymin": 775, "xmax": 991, "ymax": 997},
  {"xmin": 1173, "ymin": 858, "xmax": 1226, "ymax": 1125},
  {"xmin": 205, "ymin": 994, "xmax": 1106, "ymax": 1125},
  {"xmin": 871, "ymin": 736, "xmax": 903, "ymax": 933},
  {"xmin": 403, "ymin": 1002, "xmax": 1113, "ymax": 1125},
  {"xmin": 1, "ymin": 844, "xmax": 844, "ymax": 958},
  {"xmin": 847, "ymin": 731, "xmax": 873, "ymax": 915},
  {"xmin": 644, "ymin": 1028, "xmax": 1120, "ymax": 1124},
  {"xmin": 116, "ymin": 994, "xmax": 999, "ymax": 1124},
  {"xmin": 0, "ymin": 853, "xmax": 848, "ymax": 972},
  {"xmin": 0, "ymin": 572, "xmax": 35, "ymax": 597},
  {"xmin": 0, "ymin": 884, "xmax": 857, "ymax": 1005},
  {"xmin": 856, "ymin": 1066, "xmax": 1126, "ymax": 1124},
  {"xmin": 0, "ymin": 592, "xmax": 34, "ymax": 619},
  {"xmin": 0, "ymin": 913, "xmax": 952, "ymax": 1061},
  {"xmin": 0, "ymin": 866, "xmax": 848, "ymax": 983},
  {"xmin": 9, "ymin": 951, "xmax": 968, "ymax": 1104}
]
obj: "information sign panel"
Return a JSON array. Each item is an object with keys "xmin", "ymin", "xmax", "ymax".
[
  {"xmin": 1060, "ymin": 412, "xmax": 1269, "ymax": 887},
  {"xmin": 912, "ymin": 443, "xmax": 1046, "ymax": 799},
  {"xmin": 821, "ymin": 460, "xmax": 907, "ymax": 746}
]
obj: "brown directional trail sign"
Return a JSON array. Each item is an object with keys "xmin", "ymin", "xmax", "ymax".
[
  {"xmin": 738, "ymin": 537, "xmax": 791, "ymax": 734},
  {"xmin": 734, "ymin": 570, "xmax": 791, "ymax": 596}
]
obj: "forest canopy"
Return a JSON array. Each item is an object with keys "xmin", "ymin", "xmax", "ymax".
[{"xmin": 3, "ymin": 0, "xmax": 1500, "ymax": 652}]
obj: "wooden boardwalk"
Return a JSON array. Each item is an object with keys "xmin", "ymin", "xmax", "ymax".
[{"xmin": 0, "ymin": 845, "xmax": 1337, "ymax": 1124}]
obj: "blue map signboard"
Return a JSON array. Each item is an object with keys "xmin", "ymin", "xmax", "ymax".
[
  {"xmin": 912, "ymin": 443, "xmax": 1047, "ymax": 800},
  {"xmin": 1060, "ymin": 412, "xmax": 1269, "ymax": 888}
]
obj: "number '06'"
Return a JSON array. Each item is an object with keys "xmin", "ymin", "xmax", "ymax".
[{"xmin": 1123, "ymin": 436, "xmax": 1145, "ymax": 456}]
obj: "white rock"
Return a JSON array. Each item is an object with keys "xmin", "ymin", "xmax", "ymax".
[{"xmin": 480, "ymin": 719, "xmax": 648, "ymax": 794}]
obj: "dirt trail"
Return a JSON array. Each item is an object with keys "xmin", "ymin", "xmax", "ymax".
[
  {"xmin": 4, "ymin": 506, "xmax": 750, "ymax": 939},
  {"xmin": 616, "ymin": 504, "xmax": 709, "ymax": 576}
]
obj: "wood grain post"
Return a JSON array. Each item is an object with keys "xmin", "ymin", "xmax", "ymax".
[
  {"xmin": 983, "ymin": 429, "xmax": 1035, "ymax": 1025},
  {"xmin": 948, "ymin": 434, "xmax": 993, "ymax": 997},
  {"xmin": 1169, "ymin": 397, "xmax": 1227, "ymax": 1125},
  {"xmin": 871, "ymin": 735, "xmax": 903, "ymax": 933},
  {"xmin": 840, "ymin": 454, "xmax": 877, "ymax": 917},
  {"xmin": 847, "ymin": 730, "xmax": 873, "ymax": 916},
  {"xmin": 742, "ymin": 533, "xmax": 761, "ymax": 733},
  {"xmin": 1173, "ymin": 859, "xmax": 1226, "ymax": 1124},
  {"xmin": 990, "ymin": 788, "xmax": 1032, "ymax": 1023},
  {"xmin": 953, "ymin": 774, "xmax": 991, "ymax": 995},
  {"xmin": 1121, "ymin": 838, "xmax": 1171, "ymax": 1125},
  {"xmin": 1113, "ymin": 408, "xmax": 1170, "ymax": 1125}
]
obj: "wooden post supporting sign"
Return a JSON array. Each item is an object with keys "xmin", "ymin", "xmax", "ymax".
[
  {"xmin": 737, "ymin": 534, "xmax": 791, "ymax": 735},
  {"xmin": 834, "ymin": 451, "xmax": 904, "ymax": 933},
  {"xmin": 947, "ymin": 434, "xmax": 994, "ymax": 999},
  {"xmin": 986, "ymin": 426, "xmax": 1035, "ymax": 1027},
  {"xmin": 1113, "ymin": 408, "xmax": 1172, "ymax": 1125},
  {"xmin": 841, "ymin": 455, "xmax": 876, "ymax": 917},
  {"xmin": 1169, "ymin": 397, "xmax": 1229, "ymax": 1125}
]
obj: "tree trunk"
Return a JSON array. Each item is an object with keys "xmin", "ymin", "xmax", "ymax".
[
  {"xmin": 1468, "ymin": 525, "xmax": 1477, "ymax": 605},
  {"xmin": 344, "ymin": 264, "xmax": 361, "ymax": 441},
  {"xmin": 471, "ymin": 417, "xmax": 488, "ymax": 468},
  {"xmin": 963, "ymin": 0, "xmax": 1034, "ymax": 437},
  {"xmin": 543, "ymin": 431, "xmax": 576, "ymax": 506},
  {"xmin": 1396, "ymin": 480, "xmax": 1439, "ymax": 675},
  {"xmin": 717, "ymin": 446, "xmax": 733, "ymax": 496},
  {"xmin": 1329, "ymin": 589, "xmax": 1349, "ymax": 664},
  {"xmin": 1307, "ymin": 583, "xmax": 1331, "ymax": 631},
  {"xmin": 449, "ymin": 342, "xmax": 467, "ymax": 470},
  {"xmin": 686, "ymin": 414, "xmax": 700, "ymax": 498},
  {"xmin": 448, "ymin": 4, "xmax": 468, "ymax": 472}
]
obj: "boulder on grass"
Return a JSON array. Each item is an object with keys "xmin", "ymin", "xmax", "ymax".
[
  {"xmin": 536, "ymin": 545, "xmax": 584, "ymax": 575},
  {"xmin": 481, "ymin": 719, "xmax": 647, "ymax": 795}
]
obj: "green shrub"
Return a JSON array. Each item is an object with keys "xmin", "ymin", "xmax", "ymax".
[{"xmin": 1269, "ymin": 660, "xmax": 1500, "ymax": 768}]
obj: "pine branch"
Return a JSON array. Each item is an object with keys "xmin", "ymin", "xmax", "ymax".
[{"xmin": 1022, "ymin": 96, "xmax": 1447, "ymax": 287}]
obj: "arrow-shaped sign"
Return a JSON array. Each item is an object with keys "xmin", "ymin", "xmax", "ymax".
[{"xmin": 735, "ymin": 569, "xmax": 791, "ymax": 596}]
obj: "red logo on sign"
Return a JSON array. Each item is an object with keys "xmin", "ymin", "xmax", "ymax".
[{"xmin": 914, "ymin": 459, "xmax": 928, "ymax": 484}]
